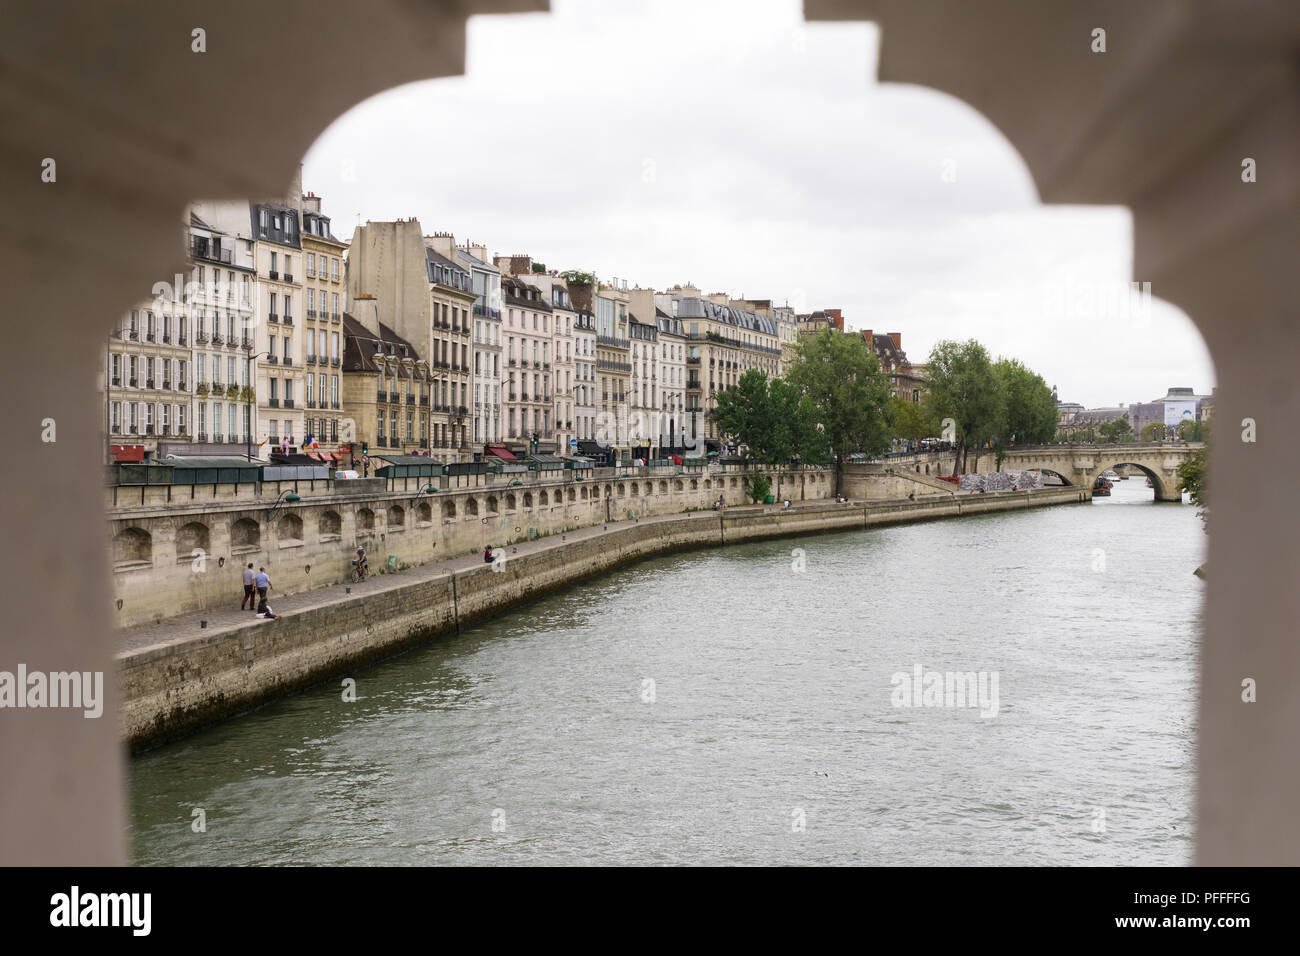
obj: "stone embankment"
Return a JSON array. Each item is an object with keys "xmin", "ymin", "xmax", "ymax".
[{"xmin": 118, "ymin": 486, "xmax": 1087, "ymax": 750}]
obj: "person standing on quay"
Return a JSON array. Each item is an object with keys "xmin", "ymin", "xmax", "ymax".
[
  {"xmin": 241, "ymin": 562, "xmax": 256, "ymax": 610},
  {"xmin": 254, "ymin": 566, "xmax": 271, "ymax": 610}
]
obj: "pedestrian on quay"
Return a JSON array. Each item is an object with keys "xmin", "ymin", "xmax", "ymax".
[
  {"xmin": 484, "ymin": 545, "xmax": 495, "ymax": 564},
  {"xmin": 240, "ymin": 562, "xmax": 256, "ymax": 609},
  {"xmin": 255, "ymin": 593, "xmax": 280, "ymax": 620},
  {"xmin": 254, "ymin": 566, "xmax": 271, "ymax": 609}
]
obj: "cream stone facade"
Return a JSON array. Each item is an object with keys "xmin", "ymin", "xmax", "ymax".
[{"xmin": 299, "ymin": 191, "xmax": 347, "ymax": 449}]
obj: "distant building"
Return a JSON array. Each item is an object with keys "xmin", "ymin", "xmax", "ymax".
[{"xmin": 860, "ymin": 329, "xmax": 925, "ymax": 402}]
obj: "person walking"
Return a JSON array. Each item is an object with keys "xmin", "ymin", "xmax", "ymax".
[
  {"xmin": 253, "ymin": 566, "xmax": 271, "ymax": 610},
  {"xmin": 240, "ymin": 562, "xmax": 256, "ymax": 609}
]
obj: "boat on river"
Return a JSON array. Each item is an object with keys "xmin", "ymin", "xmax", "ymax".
[{"xmin": 1093, "ymin": 476, "xmax": 1113, "ymax": 497}]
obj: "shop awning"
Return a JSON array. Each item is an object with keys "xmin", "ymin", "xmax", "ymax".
[
  {"xmin": 576, "ymin": 440, "xmax": 606, "ymax": 457},
  {"xmin": 486, "ymin": 444, "xmax": 517, "ymax": 462},
  {"xmin": 110, "ymin": 444, "xmax": 145, "ymax": 463}
]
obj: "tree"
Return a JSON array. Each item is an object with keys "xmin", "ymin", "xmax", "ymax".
[
  {"xmin": 924, "ymin": 339, "xmax": 1006, "ymax": 475},
  {"xmin": 785, "ymin": 329, "xmax": 893, "ymax": 494},
  {"xmin": 710, "ymin": 369, "xmax": 828, "ymax": 465},
  {"xmin": 887, "ymin": 395, "xmax": 938, "ymax": 444},
  {"xmin": 1097, "ymin": 418, "xmax": 1133, "ymax": 443},
  {"xmin": 746, "ymin": 473, "xmax": 772, "ymax": 504},
  {"xmin": 559, "ymin": 269, "xmax": 596, "ymax": 286},
  {"xmin": 1177, "ymin": 427, "xmax": 1210, "ymax": 528},
  {"xmin": 994, "ymin": 358, "xmax": 1059, "ymax": 446},
  {"xmin": 1177, "ymin": 418, "xmax": 1204, "ymax": 442},
  {"xmin": 1141, "ymin": 422, "xmax": 1167, "ymax": 442}
]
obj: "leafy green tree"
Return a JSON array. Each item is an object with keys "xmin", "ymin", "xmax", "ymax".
[
  {"xmin": 1141, "ymin": 422, "xmax": 1167, "ymax": 442},
  {"xmin": 1097, "ymin": 418, "xmax": 1133, "ymax": 443},
  {"xmin": 710, "ymin": 369, "xmax": 773, "ymax": 459},
  {"xmin": 746, "ymin": 473, "xmax": 772, "ymax": 503},
  {"xmin": 924, "ymin": 339, "xmax": 1006, "ymax": 475},
  {"xmin": 887, "ymin": 395, "xmax": 939, "ymax": 445},
  {"xmin": 994, "ymin": 358, "xmax": 1059, "ymax": 446},
  {"xmin": 1177, "ymin": 419, "xmax": 1204, "ymax": 442},
  {"xmin": 710, "ymin": 370, "xmax": 828, "ymax": 465},
  {"xmin": 1177, "ymin": 425, "xmax": 1210, "ymax": 528},
  {"xmin": 785, "ymin": 329, "xmax": 893, "ymax": 494}
]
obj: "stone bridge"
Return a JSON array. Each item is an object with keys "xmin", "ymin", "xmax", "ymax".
[{"xmin": 881, "ymin": 442, "xmax": 1202, "ymax": 502}]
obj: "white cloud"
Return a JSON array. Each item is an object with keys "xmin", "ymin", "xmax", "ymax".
[{"xmin": 303, "ymin": 0, "xmax": 1215, "ymax": 407}]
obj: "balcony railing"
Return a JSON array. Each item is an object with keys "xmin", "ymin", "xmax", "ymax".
[
  {"xmin": 376, "ymin": 391, "xmax": 386, "ymax": 403},
  {"xmin": 110, "ymin": 377, "xmax": 121, "ymax": 386},
  {"xmin": 283, "ymin": 399, "xmax": 294, "ymax": 409},
  {"xmin": 282, "ymin": 315, "xmax": 293, "ymax": 325},
  {"xmin": 307, "ymin": 309, "xmax": 317, "ymax": 318},
  {"xmin": 405, "ymin": 394, "xmax": 415, "ymax": 405},
  {"xmin": 331, "ymin": 357, "xmax": 340, "ymax": 367},
  {"xmin": 268, "ymin": 314, "xmax": 278, "ymax": 324},
  {"xmin": 283, "ymin": 274, "xmax": 293, "ymax": 283},
  {"xmin": 195, "ymin": 331, "xmax": 209, "ymax": 343},
  {"xmin": 268, "ymin": 271, "xmax": 279, "ymax": 280},
  {"xmin": 307, "ymin": 399, "xmax": 317, "ymax": 409},
  {"xmin": 126, "ymin": 330, "xmax": 139, "ymax": 340},
  {"xmin": 197, "ymin": 432, "xmax": 207, "ymax": 442},
  {"xmin": 269, "ymin": 398, "xmax": 280, "ymax": 408},
  {"xmin": 177, "ymin": 335, "xmax": 187, "ymax": 346},
  {"xmin": 331, "ymin": 312, "xmax": 340, "ymax": 323}
]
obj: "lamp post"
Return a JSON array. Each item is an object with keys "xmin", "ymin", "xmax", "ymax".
[{"xmin": 244, "ymin": 347, "xmax": 269, "ymax": 461}]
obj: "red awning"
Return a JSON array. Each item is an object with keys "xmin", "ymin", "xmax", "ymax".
[
  {"xmin": 486, "ymin": 445, "xmax": 517, "ymax": 462},
  {"xmin": 306, "ymin": 451, "xmax": 323, "ymax": 461},
  {"xmin": 111, "ymin": 445, "xmax": 145, "ymax": 463}
]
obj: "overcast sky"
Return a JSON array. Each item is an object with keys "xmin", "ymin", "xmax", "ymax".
[{"xmin": 302, "ymin": 0, "xmax": 1214, "ymax": 409}]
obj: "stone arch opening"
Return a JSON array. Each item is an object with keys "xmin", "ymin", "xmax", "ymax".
[
  {"xmin": 539, "ymin": 490, "xmax": 549, "ymax": 506},
  {"xmin": 112, "ymin": 527, "xmax": 152, "ymax": 568},
  {"xmin": 1103, "ymin": 462, "xmax": 1178, "ymax": 501},
  {"xmin": 175, "ymin": 521, "xmax": 209, "ymax": 558},
  {"xmin": 416, "ymin": 502, "xmax": 433, "ymax": 525},
  {"xmin": 277, "ymin": 512, "xmax": 304, "ymax": 543},
  {"xmin": 567, "ymin": 487, "xmax": 576, "ymax": 502},
  {"xmin": 485, "ymin": 495, "xmax": 499, "ymax": 514},
  {"xmin": 356, "ymin": 508, "xmax": 375, "ymax": 532},
  {"xmin": 441, "ymin": 499, "xmax": 456, "ymax": 519},
  {"xmin": 523, "ymin": 492, "xmax": 533, "ymax": 508},
  {"xmin": 319, "ymin": 510, "xmax": 342, "ymax": 539},
  {"xmin": 230, "ymin": 517, "xmax": 261, "ymax": 552},
  {"xmin": 387, "ymin": 505, "xmax": 405, "ymax": 529},
  {"xmin": 506, "ymin": 493, "xmax": 517, "ymax": 511},
  {"xmin": 465, "ymin": 497, "xmax": 480, "ymax": 516},
  {"xmin": 658, "ymin": 480, "xmax": 668, "ymax": 494}
]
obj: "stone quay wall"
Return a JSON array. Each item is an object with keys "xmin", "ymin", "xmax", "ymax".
[
  {"xmin": 107, "ymin": 465, "xmax": 836, "ymax": 629},
  {"xmin": 117, "ymin": 486, "xmax": 1088, "ymax": 749}
]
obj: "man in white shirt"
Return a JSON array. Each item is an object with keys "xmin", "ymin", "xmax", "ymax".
[{"xmin": 241, "ymin": 563, "xmax": 256, "ymax": 610}]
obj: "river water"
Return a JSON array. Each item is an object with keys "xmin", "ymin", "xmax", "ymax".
[{"xmin": 129, "ymin": 479, "xmax": 1205, "ymax": 865}]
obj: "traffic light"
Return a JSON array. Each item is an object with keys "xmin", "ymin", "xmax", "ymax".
[
  {"xmin": 361, "ymin": 442, "xmax": 368, "ymax": 455},
  {"xmin": 531, "ymin": 431, "xmax": 539, "ymax": 452}
]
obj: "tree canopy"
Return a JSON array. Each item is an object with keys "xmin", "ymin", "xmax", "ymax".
[
  {"xmin": 784, "ymin": 329, "xmax": 893, "ymax": 475},
  {"xmin": 710, "ymin": 369, "xmax": 827, "ymax": 465},
  {"xmin": 924, "ymin": 339, "xmax": 1006, "ymax": 474}
]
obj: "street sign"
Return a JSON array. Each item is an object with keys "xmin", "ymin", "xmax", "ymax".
[{"xmin": 569, "ymin": 439, "xmax": 578, "ymax": 448}]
